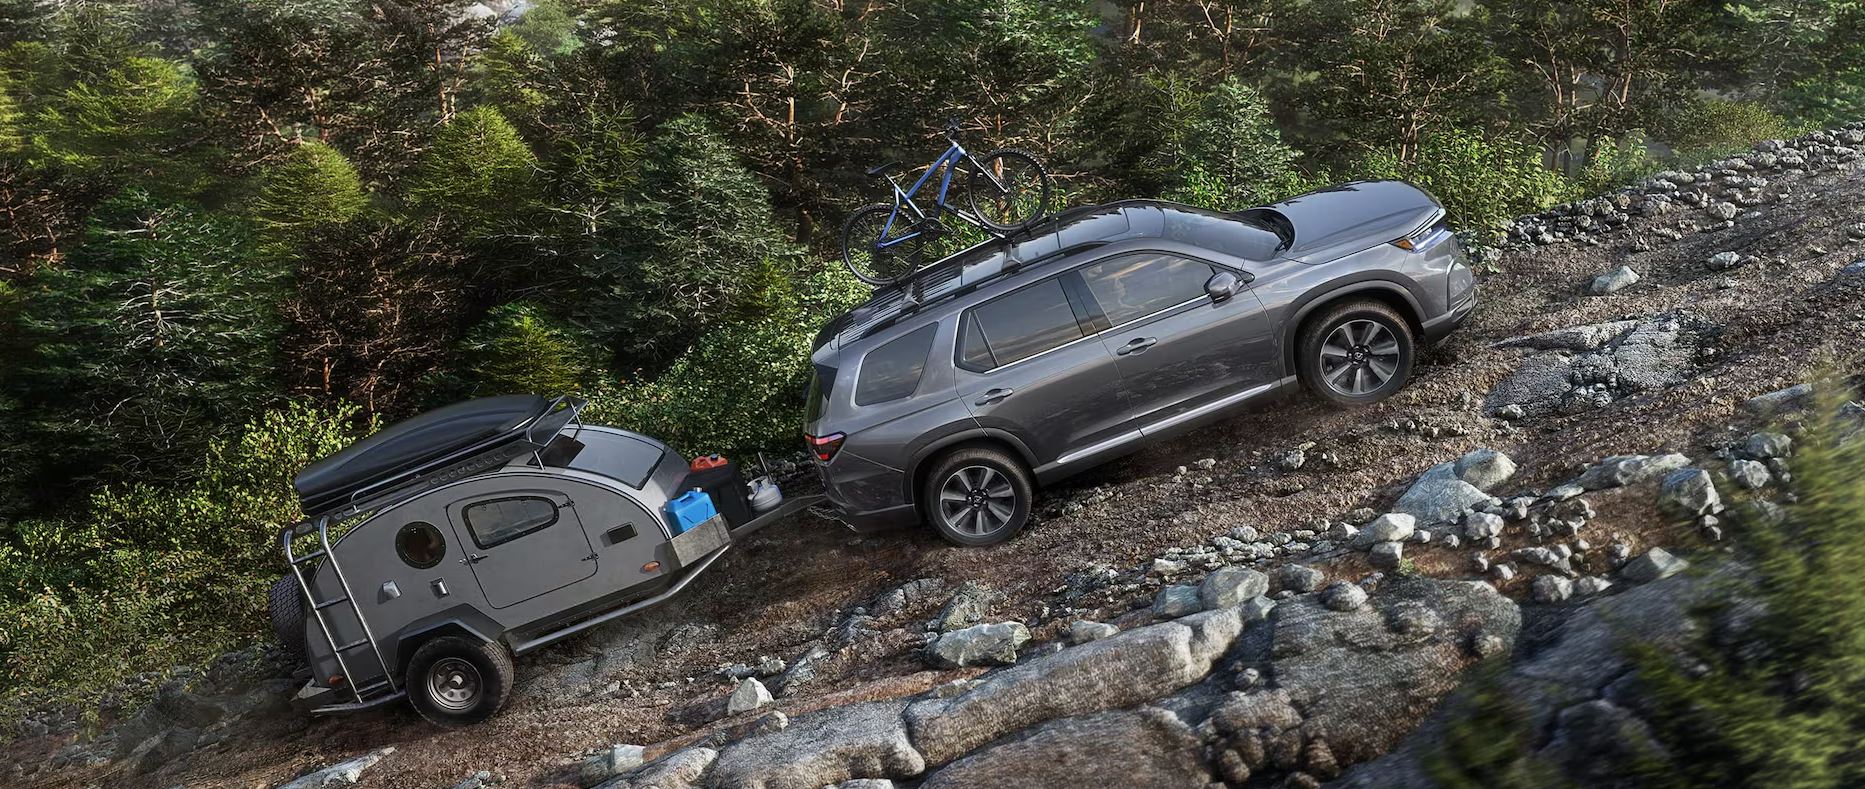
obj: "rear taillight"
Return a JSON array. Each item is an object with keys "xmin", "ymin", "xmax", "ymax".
[{"xmin": 806, "ymin": 432, "xmax": 846, "ymax": 462}]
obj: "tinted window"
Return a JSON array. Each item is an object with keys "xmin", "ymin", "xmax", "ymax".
[
  {"xmin": 462, "ymin": 496, "xmax": 558, "ymax": 548},
  {"xmin": 805, "ymin": 363, "xmax": 836, "ymax": 421},
  {"xmin": 396, "ymin": 521, "xmax": 446, "ymax": 568},
  {"xmin": 566, "ymin": 430, "xmax": 666, "ymax": 488},
  {"xmin": 963, "ymin": 278, "xmax": 1084, "ymax": 369},
  {"xmin": 1077, "ymin": 253, "xmax": 1214, "ymax": 325},
  {"xmin": 856, "ymin": 325, "xmax": 936, "ymax": 405}
]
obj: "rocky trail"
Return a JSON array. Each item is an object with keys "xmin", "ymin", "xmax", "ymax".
[{"xmin": 11, "ymin": 124, "xmax": 1865, "ymax": 789}]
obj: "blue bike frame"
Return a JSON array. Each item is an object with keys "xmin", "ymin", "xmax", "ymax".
[{"xmin": 876, "ymin": 141, "xmax": 999, "ymax": 250}]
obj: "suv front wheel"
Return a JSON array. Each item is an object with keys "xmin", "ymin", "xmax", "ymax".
[
  {"xmin": 1297, "ymin": 300, "xmax": 1415, "ymax": 406},
  {"xmin": 923, "ymin": 446, "xmax": 1033, "ymax": 546}
]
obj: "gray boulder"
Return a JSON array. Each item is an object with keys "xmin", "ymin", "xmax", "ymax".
[
  {"xmin": 1622, "ymin": 548, "xmax": 1689, "ymax": 583},
  {"xmin": 1278, "ymin": 564, "xmax": 1326, "ymax": 593},
  {"xmin": 726, "ymin": 678, "xmax": 773, "ymax": 716},
  {"xmin": 1361, "ymin": 513, "xmax": 1417, "ymax": 544},
  {"xmin": 708, "ymin": 699, "xmax": 924, "ymax": 789},
  {"xmin": 1370, "ymin": 541, "xmax": 1405, "ymax": 570},
  {"xmin": 1452, "ymin": 449, "xmax": 1518, "ymax": 491},
  {"xmin": 1394, "ymin": 477, "xmax": 1496, "ymax": 525},
  {"xmin": 1533, "ymin": 575, "xmax": 1575, "ymax": 604},
  {"xmin": 917, "ymin": 708, "xmax": 1211, "ymax": 788},
  {"xmin": 580, "ymin": 745, "xmax": 647, "ymax": 787},
  {"xmin": 275, "ymin": 748, "xmax": 395, "ymax": 789},
  {"xmin": 925, "ymin": 622, "xmax": 1029, "ymax": 668},
  {"xmin": 1707, "ymin": 251, "xmax": 1743, "ymax": 269},
  {"xmin": 1320, "ymin": 582, "xmax": 1367, "ymax": 612},
  {"xmin": 1575, "ymin": 453, "xmax": 1690, "ymax": 490},
  {"xmin": 1588, "ymin": 265, "xmax": 1640, "ymax": 295},
  {"xmin": 1742, "ymin": 431, "xmax": 1792, "ymax": 460},
  {"xmin": 1068, "ymin": 620, "xmax": 1118, "ymax": 644},
  {"xmin": 1495, "ymin": 321, "xmax": 1638, "ymax": 352},
  {"xmin": 905, "ymin": 607, "xmax": 1243, "ymax": 765},
  {"xmin": 593, "ymin": 747, "xmax": 717, "ymax": 789},
  {"xmin": 1200, "ymin": 567, "xmax": 1270, "ymax": 611},
  {"xmin": 1658, "ymin": 469, "xmax": 1721, "ymax": 518},
  {"xmin": 1152, "ymin": 585, "xmax": 1201, "ymax": 618},
  {"xmin": 1728, "ymin": 459, "xmax": 1771, "ymax": 490},
  {"xmin": 1743, "ymin": 383, "xmax": 1813, "ymax": 416},
  {"xmin": 1463, "ymin": 512, "xmax": 1504, "ymax": 540},
  {"xmin": 934, "ymin": 581, "xmax": 1002, "ymax": 632}
]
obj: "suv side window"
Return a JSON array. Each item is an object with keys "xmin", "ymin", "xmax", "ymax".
[
  {"xmin": 1076, "ymin": 253, "xmax": 1215, "ymax": 326},
  {"xmin": 856, "ymin": 324, "xmax": 936, "ymax": 405},
  {"xmin": 959, "ymin": 278, "xmax": 1085, "ymax": 371},
  {"xmin": 462, "ymin": 496, "xmax": 559, "ymax": 548}
]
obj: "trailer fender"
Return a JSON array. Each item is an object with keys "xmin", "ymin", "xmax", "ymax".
[{"xmin": 391, "ymin": 606, "xmax": 506, "ymax": 678}]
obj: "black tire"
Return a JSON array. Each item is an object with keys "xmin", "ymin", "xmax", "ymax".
[
  {"xmin": 841, "ymin": 203, "xmax": 924, "ymax": 286},
  {"xmin": 406, "ymin": 635, "xmax": 515, "ymax": 727},
  {"xmin": 268, "ymin": 575, "xmax": 308, "ymax": 668},
  {"xmin": 965, "ymin": 148, "xmax": 1051, "ymax": 232},
  {"xmin": 921, "ymin": 446, "xmax": 1034, "ymax": 547},
  {"xmin": 1296, "ymin": 300, "xmax": 1415, "ymax": 407}
]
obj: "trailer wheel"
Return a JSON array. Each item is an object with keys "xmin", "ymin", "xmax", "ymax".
[
  {"xmin": 268, "ymin": 575, "xmax": 308, "ymax": 668},
  {"xmin": 406, "ymin": 636, "xmax": 514, "ymax": 727}
]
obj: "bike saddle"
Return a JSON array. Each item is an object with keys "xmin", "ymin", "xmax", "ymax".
[{"xmin": 865, "ymin": 161, "xmax": 902, "ymax": 179}]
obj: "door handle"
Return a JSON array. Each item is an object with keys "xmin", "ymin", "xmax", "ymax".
[
  {"xmin": 460, "ymin": 553, "xmax": 487, "ymax": 565},
  {"xmin": 1116, "ymin": 337, "xmax": 1158, "ymax": 355},
  {"xmin": 975, "ymin": 387, "xmax": 1014, "ymax": 406}
]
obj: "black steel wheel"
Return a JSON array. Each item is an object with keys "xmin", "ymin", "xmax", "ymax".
[
  {"xmin": 268, "ymin": 575, "xmax": 308, "ymax": 669},
  {"xmin": 1297, "ymin": 300, "xmax": 1415, "ymax": 406},
  {"xmin": 965, "ymin": 148, "xmax": 1051, "ymax": 232},
  {"xmin": 406, "ymin": 636, "xmax": 514, "ymax": 727},
  {"xmin": 841, "ymin": 203, "xmax": 925, "ymax": 286},
  {"xmin": 922, "ymin": 446, "xmax": 1033, "ymax": 546}
]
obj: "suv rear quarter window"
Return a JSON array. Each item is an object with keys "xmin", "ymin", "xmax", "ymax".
[{"xmin": 855, "ymin": 324, "xmax": 937, "ymax": 405}]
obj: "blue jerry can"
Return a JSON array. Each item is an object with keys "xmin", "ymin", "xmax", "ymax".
[{"xmin": 665, "ymin": 488, "xmax": 719, "ymax": 535}]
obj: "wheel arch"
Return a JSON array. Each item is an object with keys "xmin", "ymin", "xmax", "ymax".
[
  {"xmin": 1281, "ymin": 279, "xmax": 1426, "ymax": 375},
  {"xmin": 392, "ymin": 608, "xmax": 505, "ymax": 679},
  {"xmin": 905, "ymin": 429, "xmax": 1038, "ymax": 516}
]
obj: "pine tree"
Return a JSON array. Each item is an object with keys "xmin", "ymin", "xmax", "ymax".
[
  {"xmin": 249, "ymin": 141, "xmax": 368, "ymax": 246},
  {"xmin": 1147, "ymin": 76, "xmax": 1304, "ymax": 209},
  {"xmin": 404, "ymin": 105, "xmax": 539, "ymax": 238},
  {"xmin": 28, "ymin": 55, "xmax": 204, "ymax": 189}
]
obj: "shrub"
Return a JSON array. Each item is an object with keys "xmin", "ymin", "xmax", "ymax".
[
  {"xmin": 454, "ymin": 301, "xmax": 598, "ymax": 398},
  {"xmin": 1634, "ymin": 384, "xmax": 1865, "ymax": 788},
  {"xmin": 0, "ymin": 402, "xmax": 368, "ymax": 713},
  {"xmin": 1356, "ymin": 127, "xmax": 1577, "ymax": 239},
  {"xmin": 1577, "ymin": 130, "xmax": 1661, "ymax": 194},
  {"xmin": 1658, "ymin": 98, "xmax": 1807, "ymax": 162},
  {"xmin": 404, "ymin": 105, "xmax": 541, "ymax": 238},
  {"xmin": 249, "ymin": 141, "xmax": 369, "ymax": 246},
  {"xmin": 584, "ymin": 265, "xmax": 867, "ymax": 456},
  {"xmin": 1145, "ymin": 76, "xmax": 1306, "ymax": 209},
  {"xmin": 1782, "ymin": 69, "xmax": 1865, "ymax": 130}
]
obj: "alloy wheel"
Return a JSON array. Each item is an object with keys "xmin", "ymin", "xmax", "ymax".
[
  {"xmin": 937, "ymin": 465, "xmax": 1017, "ymax": 537},
  {"xmin": 1319, "ymin": 319, "xmax": 1401, "ymax": 396},
  {"xmin": 427, "ymin": 657, "xmax": 482, "ymax": 712}
]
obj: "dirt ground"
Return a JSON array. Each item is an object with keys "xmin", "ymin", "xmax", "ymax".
[{"xmin": 17, "ymin": 160, "xmax": 1865, "ymax": 789}]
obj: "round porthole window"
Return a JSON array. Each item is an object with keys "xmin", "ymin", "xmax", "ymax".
[{"xmin": 396, "ymin": 521, "xmax": 446, "ymax": 569}]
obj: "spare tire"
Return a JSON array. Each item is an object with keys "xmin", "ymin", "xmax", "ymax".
[{"xmin": 269, "ymin": 575, "xmax": 309, "ymax": 667}]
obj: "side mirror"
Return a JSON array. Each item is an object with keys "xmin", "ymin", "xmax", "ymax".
[{"xmin": 1206, "ymin": 271, "xmax": 1241, "ymax": 302}]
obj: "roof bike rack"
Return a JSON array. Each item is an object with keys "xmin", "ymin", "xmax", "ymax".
[{"xmin": 281, "ymin": 513, "xmax": 398, "ymax": 705}]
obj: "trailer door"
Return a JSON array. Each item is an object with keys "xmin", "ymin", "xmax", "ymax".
[{"xmin": 452, "ymin": 491, "xmax": 596, "ymax": 608}]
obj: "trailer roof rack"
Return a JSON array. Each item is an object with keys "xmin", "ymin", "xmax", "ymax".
[{"xmin": 292, "ymin": 395, "xmax": 585, "ymax": 518}]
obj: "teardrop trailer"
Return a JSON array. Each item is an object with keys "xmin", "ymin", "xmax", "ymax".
[{"xmin": 271, "ymin": 394, "xmax": 820, "ymax": 725}]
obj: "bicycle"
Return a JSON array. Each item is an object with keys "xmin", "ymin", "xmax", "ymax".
[{"xmin": 841, "ymin": 121, "xmax": 1052, "ymax": 286}]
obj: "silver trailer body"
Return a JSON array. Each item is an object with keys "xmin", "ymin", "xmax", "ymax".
[{"xmin": 278, "ymin": 396, "xmax": 815, "ymax": 721}]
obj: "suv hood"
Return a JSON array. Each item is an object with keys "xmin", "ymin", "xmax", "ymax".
[{"xmin": 1239, "ymin": 180, "xmax": 1444, "ymax": 264}]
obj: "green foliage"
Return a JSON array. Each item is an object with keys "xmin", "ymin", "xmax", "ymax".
[
  {"xmin": 1659, "ymin": 99, "xmax": 1808, "ymax": 161},
  {"xmin": 507, "ymin": 0, "xmax": 582, "ymax": 58},
  {"xmin": 1783, "ymin": 69, "xmax": 1865, "ymax": 129},
  {"xmin": 249, "ymin": 141, "xmax": 368, "ymax": 246},
  {"xmin": 27, "ymin": 55, "xmax": 204, "ymax": 189},
  {"xmin": 585, "ymin": 265, "xmax": 867, "ymax": 454},
  {"xmin": 0, "ymin": 403, "xmax": 366, "ymax": 710},
  {"xmin": 1635, "ymin": 385, "xmax": 1865, "ymax": 788},
  {"xmin": 456, "ymin": 302, "xmax": 597, "ymax": 398},
  {"xmin": 1356, "ymin": 127, "xmax": 1578, "ymax": 238},
  {"xmin": 11, "ymin": 192, "xmax": 284, "ymax": 487},
  {"xmin": 1424, "ymin": 670, "xmax": 1568, "ymax": 789},
  {"xmin": 1144, "ymin": 76, "xmax": 1306, "ymax": 209},
  {"xmin": 404, "ymin": 105, "xmax": 540, "ymax": 237},
  {"xmin": 1577, "ymin": 130, "xmax": 1661, "ymax": 194},
  {"xmin": 0, "ymin": 66, "xmax": 20, "ymax": 153}
]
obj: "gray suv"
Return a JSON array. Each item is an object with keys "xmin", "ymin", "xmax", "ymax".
[{"xmin": 805, "ymin": 182, "xmax": 1477, "ymax": 545}]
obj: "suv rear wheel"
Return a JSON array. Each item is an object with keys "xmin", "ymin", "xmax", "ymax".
[
  {"xmin": 406, "ymin": 636, "xmax": 514, "ymax": 727},
  {"xmin": 1297, "ymin": 300, "xmax": 1415, "ymax": 406},
  {"xmin": 923, "ymin": 446, "xmax": 1034, "ymax": 546}
]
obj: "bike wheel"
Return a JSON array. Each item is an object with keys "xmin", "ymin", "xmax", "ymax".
[
  {"xmin": 966, "ymin": 148, "xmax": 1051, "ymax": 232},
  {"xmin": 842, "ymin": 204, "xmax": 924, "ymax": 286}
]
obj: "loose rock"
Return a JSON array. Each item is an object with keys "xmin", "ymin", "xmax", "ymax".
[{"xmin": 925, "ymin": 622, "xmax": 1030, "ymax": 668}]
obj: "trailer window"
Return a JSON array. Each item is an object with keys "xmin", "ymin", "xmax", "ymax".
[
  {"xmin": 462, "ymin": 496, "xmax": 559, "ymax": 549},
  {"xmin": 396, "ymin": 521, "xmax": 446, "ymax": 568}
]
